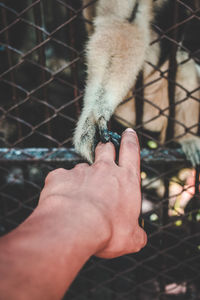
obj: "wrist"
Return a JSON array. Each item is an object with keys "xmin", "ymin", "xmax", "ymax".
[{"xmin": 0, "ymin": 195, "xmax": 111, "ymax": 300}]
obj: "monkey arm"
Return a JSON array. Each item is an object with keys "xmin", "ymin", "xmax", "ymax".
[
  {"xmin": 74, "ymin": 0, "xmax": 152, "ymax": 163},
  {"xmin": 174, "ymin": 96, "xmax": 200, "ymax": 166},
  {"xmin": 174, "ymin": 54, "xmax": 200, "ymax": 166}
]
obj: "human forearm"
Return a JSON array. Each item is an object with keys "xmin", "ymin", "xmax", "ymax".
[{"xmin": 0, "ymin": 198, "xmax": 107, "ymax": 300}]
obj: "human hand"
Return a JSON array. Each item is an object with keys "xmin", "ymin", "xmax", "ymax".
[{"xmin": 39, "ymin": 128, "xmax": 147, "ymax": 259}]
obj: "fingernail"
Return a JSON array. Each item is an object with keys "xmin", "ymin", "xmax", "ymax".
[{"xmin": 124, "ymin": 128, "xmax": 135, "ymax": 133}]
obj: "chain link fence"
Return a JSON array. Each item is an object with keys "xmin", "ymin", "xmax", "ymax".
[{"xmin": 0, "ymin": 0, "xmax": 200, "ymax": 299}]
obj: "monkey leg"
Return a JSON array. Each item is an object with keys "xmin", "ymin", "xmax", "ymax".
[
  {"xmin": 174, "ymin": 52, "xmax": 200, "ymax": 166},
  {"xmin": 74, "ymin": 0, "xmax": 152, "ymax": 162}
]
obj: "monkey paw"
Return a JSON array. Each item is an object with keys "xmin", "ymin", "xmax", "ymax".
[
  {"xmin": 73, "ymin": 115, "xmax": 121, "ymax": 163},
  {"xmin": 180, "ymin": 137, "xmax": 200, "ymax": 166},
  {"xmin": 99, "ymin": 129, "xmax": 121, "ymax": 148}
]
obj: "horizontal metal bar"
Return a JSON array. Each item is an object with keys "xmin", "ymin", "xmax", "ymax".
[
  {"xmin": 0, "ymin": 148, "xmax": 187, "ymax": 163},
  {"xmin": 0, "ymin": 148, "xmax": 82, "ymax": 163}
]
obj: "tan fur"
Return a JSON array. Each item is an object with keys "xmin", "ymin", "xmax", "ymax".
[{"xmin": 74, "ymin": 0, "xmax": 200, "ymax": 165}]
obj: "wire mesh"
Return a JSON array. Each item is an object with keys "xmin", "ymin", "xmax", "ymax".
[{"xmin": 0, "ymin": 0, "xmax": 200, "ymax": 299}]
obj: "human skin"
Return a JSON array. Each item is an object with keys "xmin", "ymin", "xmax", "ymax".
[{"xmin": 0, "ymin": 128, "xmax": 147, "ymax": 300}]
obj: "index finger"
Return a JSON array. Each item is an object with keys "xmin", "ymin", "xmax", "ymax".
[{"xmin": 118, "ymin": 128, "xmax": 140, "ymax": 172}]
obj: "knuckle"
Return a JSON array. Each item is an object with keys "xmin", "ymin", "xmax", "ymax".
[
  {"xmin": 123, "ymin": 131, "xmax": 139, "ymax": 145},
  {"xmin": 45, "ymin": 168, "xmax": 66, "ymax": 182},
  {"xmin": 95, "ymin": 142, "xmax": 105, "ymax": 153},
  {"xmin": 132, "ymin": 227, "xmax": 147, "ymax": 253},
  {"xmin": 126, "ymin": 139, "xmax": 139, "ymax": 151},
  {"xmin": 52, "ymin": 168, "xmax": 66, "ymax": 175},
  {"xmin": 122, "ymin": 169, "xmax": 137, "ymax": 183},
  {"xmin": 127, "ymin": 167, "xmax": 140, "ymax": 182},
  {"xmin": 137, "ymin": 230, "xmax": 147, "ymax": 251},
  {"xmin": 122, "ymin": 171, "xmax": 132, "ymax": 184},
  {"xmin": 74, "ymin": 163, "xmax": 88, "ymax": 169},
  {"xmin": 127, "ymin": 168, "xmax": 134, "ymax": 178},
  {"xmin": 134, "ymin": 245, "xmax": 142, "ymax": 253},
  {"xmin": 95, "ymin": 160, "xmax": 112, "ymax": 169},
  {"xmin": 134, "ymin": 243, "xmax": 143, "ymax": 253},
  {"xmin": 45, "ymin": 172, "xmax": 53, "ymax": 184}
]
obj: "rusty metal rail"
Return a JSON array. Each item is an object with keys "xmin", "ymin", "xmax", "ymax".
[{"xmin": 0, "ymin": 147, "xmax": 187, "ymax": 163}]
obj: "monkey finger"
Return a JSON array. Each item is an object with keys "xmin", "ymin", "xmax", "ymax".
[
  {"xmin": 99, "ymin": 129, "xmax": 111, "ymax": 143},
  {"xmin": 110, "ymin": 137, "xmax": 120, "ymax": 148},
  {"xmin": 109, "ymin": 136, "xmax": 121, "ymax": 164}
]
